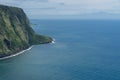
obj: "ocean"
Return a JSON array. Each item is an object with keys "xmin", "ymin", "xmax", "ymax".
[{"xmin": 0, "ymin": 20, "xmax": 120, "ymax": 80}]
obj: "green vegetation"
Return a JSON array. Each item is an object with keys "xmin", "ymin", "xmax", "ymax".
[{"xmin": 0, "ymin": 5, "xmax": 52, "ymax": 57}]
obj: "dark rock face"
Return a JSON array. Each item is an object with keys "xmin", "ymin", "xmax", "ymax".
[{"xmin": 0, "ymin": 5, "xmax": 52, "ymax": 57}]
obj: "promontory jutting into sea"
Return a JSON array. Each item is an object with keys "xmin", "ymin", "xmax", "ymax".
[{"xmin": 0, "ymin": 5, "xmax": 52, "ymax": 59}]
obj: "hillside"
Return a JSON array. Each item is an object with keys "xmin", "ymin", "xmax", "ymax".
[{"xmin": 0, "ymin": 5, "xmax": 52, "ymax": 58}]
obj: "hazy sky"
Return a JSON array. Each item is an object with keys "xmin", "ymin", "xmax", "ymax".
[{"xmin": 0, "ymin": 0, "xmax": 120, "ymax": 19}]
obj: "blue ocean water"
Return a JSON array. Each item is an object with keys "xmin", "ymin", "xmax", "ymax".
[{"xmin": 0, "ymin": 20, "xmax": 120, "ymax": 80}]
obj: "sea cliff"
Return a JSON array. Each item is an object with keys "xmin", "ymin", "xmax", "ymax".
[{"xmin": 0, "ymin": 5, "xmax": 52, "ymax": 58}]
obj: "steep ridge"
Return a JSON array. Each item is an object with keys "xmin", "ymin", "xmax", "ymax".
[{"xmin": 0, "ymin": 5, "xmax": 52, "ymax": 58}]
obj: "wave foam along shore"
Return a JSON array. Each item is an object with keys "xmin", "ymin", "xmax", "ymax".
[
  {"xmin": 0, "ymin": 46, "xmax": 33, "ymax": 60},
  {"xmin": 52, "ymin": 38, "xmax": 56, "ymax": 44}
]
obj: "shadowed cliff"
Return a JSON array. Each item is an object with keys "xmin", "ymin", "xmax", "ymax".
[{"xmin": 0, "ymin": 5, "xmax": 52, "ymax": 58}]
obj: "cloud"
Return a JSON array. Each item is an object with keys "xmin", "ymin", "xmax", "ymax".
[
  {"xmin": 49, "ymin": 0, "xmax": 120, "ymax": 13},
  {"xmin": 0, "ymin": 0, "xmax": 120, "ymax": 19}
]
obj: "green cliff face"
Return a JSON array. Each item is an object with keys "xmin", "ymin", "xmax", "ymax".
[{"xmin": 0, "ymin": 5, "xmax": 52, "ymax": 57}]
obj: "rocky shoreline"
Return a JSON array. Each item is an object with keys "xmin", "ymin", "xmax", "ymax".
[{"xmin": 0, "ymin": 46, "xmax": 33, "ymax": 60}]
